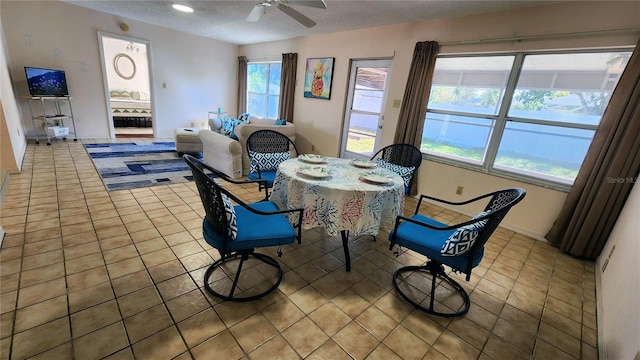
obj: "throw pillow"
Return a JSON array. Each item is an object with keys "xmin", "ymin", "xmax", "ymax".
[
  {"xmin": 220, "ymin": 117, "xmax": 235, "ymax": 137},
  {"xmin": 274, "ymin": 119, "xmax": 287, "ymax": 125},
  {"xmin": 440, "ymin": 210, "xmax": 491, "ymax": 256},
  {"xmin": 249, "ymin": 151, "xmax": 291, "ymax": 173},
  {"xmin": 214, "ymin": 179, "xmax": 238, "ymax": 240},
  {"xmin": 374, "ymin": 159, "xmax": 415, "ymax": 189}
]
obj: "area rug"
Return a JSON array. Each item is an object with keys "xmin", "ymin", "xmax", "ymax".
[{"xmin": 85, "ymin": 142, "xmax": 199, "ymax": 191}]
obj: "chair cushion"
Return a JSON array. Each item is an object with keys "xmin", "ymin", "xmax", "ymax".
[
  {"xmin": 389, "ymin": 214, "xmax": 484, "ymax": 272},
  {"xmin": 249, "ymin": 151, "xmax": 290, "ymax": 173},
  {"xmin": 441, "ymin": 210, "xmax": 491, "ymax": 256},
  {"xmin": 247, "ymin": 171, "xmax": 277, "ymax": 187},
  {"xmin": 213, "ymin": 179, "xmax": 238, "ymax": 240},
  {"xmin": 202, "ymin": 201, "xmax": 296, "ymax": 253},
  {"xmin": 221, "ymin": 193, "xmax": 238, "ymax": 240},
  {"xmin": 375, "ymin": 159, "xmax": 415, "ymax": 189}
]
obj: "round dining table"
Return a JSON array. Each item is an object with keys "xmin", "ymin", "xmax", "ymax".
[{"xmin": 270, "ymin": 156, "xmax": 405, "ymax": 271}]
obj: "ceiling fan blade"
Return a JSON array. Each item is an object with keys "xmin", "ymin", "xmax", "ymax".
[
  {"xmin": 287, "ymin": 0, "xmax": 327, "ymax": 9},
  {"xmin": 246, "ymin": 4, "xmax": 264, "ymax": 22},
  {"xmin": 277, "ymin": 3, "xmax": 316, "ymax": 28}
]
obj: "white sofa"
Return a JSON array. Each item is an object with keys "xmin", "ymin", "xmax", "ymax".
[
  {"xmin": 198, "ymin": 129, "xmax": 243, "ymax": 179},
  {"xmin": 200, "ymin": 115, "xmax": 296, "ymax": 178}
]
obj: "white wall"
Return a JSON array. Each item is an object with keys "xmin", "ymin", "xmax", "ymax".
[
  {"xmin": 596, "ymin": 182, "xmax": 640, "ymax": 360},
  {"xmin": 239, "ymin": 1, "xmax": 640, "ymax": 239},
  {"xmin": 103, "ymin": 36, "xmax": 151, "ymax": 99},
  {"xmin": 1, "ymin": 1, "xmax": 239, "ymax": 140},
  {"xmin": 0, "ymin": 24, "xmax": 26, "ymax": 172}
]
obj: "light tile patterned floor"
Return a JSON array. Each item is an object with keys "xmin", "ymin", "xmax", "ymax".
[{"xmin": 0, "ymin": 139, "xmax": 598, "ymax": 359}]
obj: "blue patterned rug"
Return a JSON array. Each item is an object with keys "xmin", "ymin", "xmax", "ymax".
[{"xmin": 85, "ymin": 142, "xmax": 200, "ymax": 191}]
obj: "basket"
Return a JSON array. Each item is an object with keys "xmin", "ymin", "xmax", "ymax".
[{"xmin": 46, "ymin": 126, "xmax": 70, "ymax": 138}]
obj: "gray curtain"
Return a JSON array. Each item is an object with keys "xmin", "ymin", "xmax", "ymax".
[
  {"xmin": 237, "ymin": 56, "xmax": 247, "ymax": 116},
  {"xmin": 394, "ymin": 41, "xmax": 439, "ymax": 195},
  {"xmin": 279, "ymin": 53, "xmax": 297, "ymax": 122},
  {"xmin": 546, "ymin": 39, "xmax": 640, "ymax": 260}
]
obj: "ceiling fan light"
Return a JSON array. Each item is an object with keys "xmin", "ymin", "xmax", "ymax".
[{"xmin": 172, "ymin": 4, "xmax": 194, "ymax": 13}]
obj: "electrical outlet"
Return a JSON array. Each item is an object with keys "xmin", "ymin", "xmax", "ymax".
[
  {"xmin": 392, "ymin": 99, "xmax": 401, "ymax": 108},
  {"xmin": 456, "ymin": 186, "xmax": 463, "ymax": 195}
]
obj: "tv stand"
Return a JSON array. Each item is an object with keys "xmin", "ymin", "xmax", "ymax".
[{"xmin": 25, "ymin": 96, "xmax": 77, "ymax": 145}]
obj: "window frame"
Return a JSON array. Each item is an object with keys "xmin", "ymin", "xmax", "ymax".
[
  {"xmin": 422, "ymin": 47, "xmax": 633, "ymax": 191},
  {"xmin": 246, "ymin": 60, "xmax": 282, "ymax": 118}
]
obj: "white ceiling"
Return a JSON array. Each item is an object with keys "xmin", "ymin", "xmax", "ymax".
[{"xmin": 65, "ymin": 0, "xmax": 552, "ymax": 45}]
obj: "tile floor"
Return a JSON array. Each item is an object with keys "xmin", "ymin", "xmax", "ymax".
[{"xmin": 0, "ymin": 139, "xmax": 598, "ymax": 359}]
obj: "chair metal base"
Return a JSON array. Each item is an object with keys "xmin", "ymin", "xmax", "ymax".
[
  {"xmin": 204, "ymin": 250, "xmax": 283, "ymax": 302},
  {"xmin": 392, "ymin": 261, "xmax": 471, "ymax": 317}
]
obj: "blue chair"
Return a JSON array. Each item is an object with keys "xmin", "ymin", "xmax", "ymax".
[
  {"xmin": 246, "ymin": 129, "xmax": 299, "ymax": 197},
  {"xmin": 184, "ymin": 154, "xmax": 303, "ymax": 301},
  {"xmin": 370, "ymin": 143, "xmax": 422, "ymax": 194},
  {"xmin": 389, "ymin": 188, "xmax": 526, "ymax": 317}
]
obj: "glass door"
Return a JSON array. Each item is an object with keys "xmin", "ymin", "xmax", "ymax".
[{"xmin": 340, "ymin": 59, "xmax": 392, "ymax": 159}]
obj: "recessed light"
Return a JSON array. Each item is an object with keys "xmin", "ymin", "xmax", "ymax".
[{"xmin": 172, "ymin": 4, "xmax": 193, "ymax": 13}]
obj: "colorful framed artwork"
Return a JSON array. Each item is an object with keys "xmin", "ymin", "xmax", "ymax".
[{"xmin": 304, "ymin": 57, "xmax": 335, "ymax": 100}]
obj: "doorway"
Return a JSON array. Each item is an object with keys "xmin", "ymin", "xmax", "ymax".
[
  {"xmin": 340, "ymin": 59, "xmax": 392, "ymax": 159},
  {"xmin": 98, "ymin": 33, "xmax": 154, "ymax": 138}
]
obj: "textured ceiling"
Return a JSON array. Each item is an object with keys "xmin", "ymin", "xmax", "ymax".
[{"xmin": 65, "ymin": 0, "xmax": 551, "ymax": 45}]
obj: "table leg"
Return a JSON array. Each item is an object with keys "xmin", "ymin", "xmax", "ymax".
[{"xmin": 341, "ymin": 230, "xmax": 351, "ymax": 272}]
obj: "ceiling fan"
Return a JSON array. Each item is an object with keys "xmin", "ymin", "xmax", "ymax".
[{"xmin": 246, "ymin": 0, "xmax": 327, "ymax": 28}]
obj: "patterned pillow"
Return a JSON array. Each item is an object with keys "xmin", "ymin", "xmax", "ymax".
[
  {"xmin": 249, "ymin": 151, "xmax": 291, "ymax": 173},
  {"xmin": 374, "ymin": 159, "xmax": 415, "ymax": 188},
  {"xmin": 441, "ymin": 210, "xmax": 491, "ymax": 256},
  {"xmin": 274, "ymin": 119, "xmax": 287, "ymax": 125},
  {"xmin": 220, "ymin": 114, "xmax": 250, "ymax": 140},
  {"xmin": 214, "ymin": 179, "xmax": 238, "ymax": 240},
  {"xmin": 219, "ymin": 117, "xmax": 235, "ymax": 137}
]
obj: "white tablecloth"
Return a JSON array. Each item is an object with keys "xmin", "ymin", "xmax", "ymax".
[{"xmin": 270, "ymin": 157, "xmax": 405, "ymax": 237}]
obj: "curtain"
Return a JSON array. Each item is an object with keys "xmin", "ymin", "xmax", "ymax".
[
  {"xmin": 546, "ymin": 39, "xmax": 640, "ymax": 260},
  {"xmin": 279, "ymin": 53, "xmax": 297, "ymax": 122},
  {"xmin": 237, "ymin": 56, "xmax": 247, "ymax": 116},
  {"xmin": 393, "ymin": 41, "xmax": 439, "ymax": 195}
]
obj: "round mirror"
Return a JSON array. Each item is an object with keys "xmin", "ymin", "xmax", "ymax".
[{"xmin": 114, "ymin": 53, "xmax": 136, "ymax": 80}]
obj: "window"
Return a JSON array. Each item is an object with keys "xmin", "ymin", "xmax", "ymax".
[
  {"xmin": 247, "ymin": 62, "xmax": 281, "ymax": 118},
  {"xmin": 422, "ymin": 50, "xmax": 632, "ymax": 187}
]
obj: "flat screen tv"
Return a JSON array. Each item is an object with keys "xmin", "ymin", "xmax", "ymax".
[{"xmin": 24, "ymin": 67, "xmax": 69, "ymax": 97}]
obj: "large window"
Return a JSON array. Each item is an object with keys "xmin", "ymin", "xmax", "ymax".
[
  {"xmin": 247, "ymin": 62, "xmax": 281, "ymax": 118},
  {"xmin": 422, "ymin": 50, "xmax": 631, "ymax": 187}
]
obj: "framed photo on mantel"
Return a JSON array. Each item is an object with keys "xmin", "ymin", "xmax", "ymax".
[{"xmin": 304, "ymin": 57, "xmax": 335, "ymax": 100}]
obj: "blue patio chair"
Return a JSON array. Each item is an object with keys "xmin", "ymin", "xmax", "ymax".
[
  {"xmin": 370, "ymin": 143, "xmax": 422, "ymax": 194},
  {"xmin": 246, "ymin": 129, "xmax": 299, "ymax": 198},
  {"xmin": 183, "ymin": 154, "xmax": 302, "ymax": 301},
  {"xmin": 389, "ymin": 188, "xmax": 526, "ymax": 317}
]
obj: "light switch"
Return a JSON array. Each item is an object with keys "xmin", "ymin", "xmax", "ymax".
[{"xmin": 393, "ymin": 99, "xmax": 401, "ymax": 108}]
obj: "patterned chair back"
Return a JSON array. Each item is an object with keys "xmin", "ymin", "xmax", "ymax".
[
  {"xmin": 247, "ymin": 129, "xmax": 299, "ymax": 155},
  {"xmin": 183, "ymin": 155, "xmax": 231, "ymax": 251}
]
